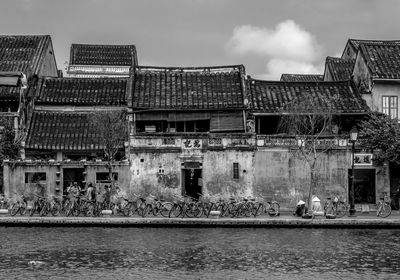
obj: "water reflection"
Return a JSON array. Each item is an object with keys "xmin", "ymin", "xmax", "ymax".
[{"xmin": 0, "ymin": 227, "xmax": 399, "ymax": 279}]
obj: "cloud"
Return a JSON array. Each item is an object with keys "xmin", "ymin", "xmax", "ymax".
[
  {"xmin": 226, "ymin": 20, "xmax": 324, "ymax": 80},
  {"xmin": 256, "ymin": 59, "xmax": 323, "ymax": 80}
]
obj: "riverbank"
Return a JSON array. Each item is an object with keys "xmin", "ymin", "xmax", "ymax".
[{"xmin": 1, "ymin": 211, "xmax": 400, "ymax": 228}]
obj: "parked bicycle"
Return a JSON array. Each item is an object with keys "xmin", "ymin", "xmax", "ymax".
[
  {"xmin": 377, "ymin": 192, "xmax": 392, "ymax": 218},
  {"xmin": 29, "ymin": 193, "xmax": 47, "ymax": 217},
  {"xmin": 10, "ymin": 192, "xmax": 29, "ymax": 216},
  {"xmin": 323, "ymin": 196, "xmax": 348, "ymax": 218}
]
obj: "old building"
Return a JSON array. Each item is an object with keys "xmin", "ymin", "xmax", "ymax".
[
  {"xmin": 129, "ymin": 65, "xmax": 255, "ymax": 199},
  {"xmin": 247, "ymin": 78, "xmax": 384, "ymax": 207},
  {"xmin": 3, "ymin": 77, "xmax": 131, "ymax": 198},
  {"xmin": 66, "ymin": 44, "xmax": 138, "ymax": 78},
  {"xmin": 0, "ymin": 35, "xmax": 58, "ymax": 194}
]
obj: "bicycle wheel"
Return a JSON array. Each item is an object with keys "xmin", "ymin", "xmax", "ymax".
[
  {"xmin": 10, "ymin": 202, "xmax": 19, "ymax": 216},
  {"xmin": 40, "ymin": 203, "xmax": 50, "ymax": 217},
  {"xmin": 268, "ymin": 202, "xmax": 280, "ymax": 216},
  {"xmin": 378, "ymin": 202, "xmax": 392, "ymax": 218},
  {"xmin": 64, "ymin": 201, "xmax": 72, "ymax": 216},
  {"xmin": 160, "ymin": 202, "xmax": 173, "ymax": 218},
  {"xmin": 29, "ymin": 203, "xmax": 37, "ymax": 217},
  {"xmin": 85, "ymin": 202, "xmax": 95, "ymax": 217},
  {"xmin": 335, "ymin": 202, "xmax": 348, "ymax": 218},
  {"xmin": 169, "ymin": 204, "xmax": 183, "ymax": 218},
  {"xmin": 122, "ymin": 202, "xmax": 134, "ymax": 217},
  {"xmin": 254, "ymin": 203, "xmax": 265, "ymax": 217},
  {"xmin": 185, "ymin": 202, "xmax": 201, "ymax": 218},
  {"xmin": 20, "ymin": 201, "xmax": 27, "ymax": 216},
  {"xmin": 51, "ymin": 202, "xmax": 61, "ymax": 216}
]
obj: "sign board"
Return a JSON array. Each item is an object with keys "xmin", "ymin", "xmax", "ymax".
[
  {"xmin": 354, "ymin": 153, "xmax": 373, "ymax": 166},
  {"xmin": 182, "ymin": 139, "xmax": 202, "ymax": 149}
]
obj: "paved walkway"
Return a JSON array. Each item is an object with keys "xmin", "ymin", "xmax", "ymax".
[{"xmin": 1, "ymin": 211, "xmax": 400, "ymax": 228}]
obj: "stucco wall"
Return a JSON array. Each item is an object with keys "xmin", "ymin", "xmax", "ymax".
[
  {"xmin": 130, "ymin": 149, "xmax": 254, "ymax": 199},
  {"xmin": 369, "ymin": 83, "xmax": 400, "ymax": 115},
  {"xmin": 3, "ymin": 161, "xmax": 130, "ymax": 200},
  {"xmin": 254, "ymin": 149, "xmax": 389, "ymax": 208}
]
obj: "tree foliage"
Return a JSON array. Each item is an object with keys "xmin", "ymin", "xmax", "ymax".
[
  {"xmin": 0, "ymin": 119, "xmax": 20, "ymax": 161},
  {"xmin": 360, "ymin": 112, "xmax": 400, "ymax": 165}
]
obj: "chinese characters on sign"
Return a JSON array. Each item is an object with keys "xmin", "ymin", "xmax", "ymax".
[
  {"xmin": 182, "ymin": 139, "xmax": 202, "ymax": 149},
  {"xmin": 353, "ymin": 153, "xmax": 373, "ymax": 166}
]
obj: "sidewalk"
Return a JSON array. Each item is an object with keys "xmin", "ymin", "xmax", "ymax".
[{"xmin": 0, "ymin": 210, "xmax": 399, "ymax": 228}]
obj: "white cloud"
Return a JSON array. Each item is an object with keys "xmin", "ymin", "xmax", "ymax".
[
  {"xmin": 256, "ymin": 59, "xmax": 324, "ymax": 80},
  {"xmin": 226, "ymin": 20, "xmax": 324, "ymax": 80}
]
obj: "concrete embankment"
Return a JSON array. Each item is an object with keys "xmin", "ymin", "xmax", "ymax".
[{"xmin": 0, "ymin": 215, "xmax": 400, "ymax": 228}]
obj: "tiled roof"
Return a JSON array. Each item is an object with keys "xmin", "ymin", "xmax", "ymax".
[
  {"xmin": 70, "ymin": 44, "xmax": 138, "ymax": 66},
  {"xmin": 35, "ymin": 77, "xmax": 129, "ymax": 106},
  {"xmin": 0, "ymin": 85, "xmax": 19, "ymax": 101},
  {"xmin": 26, "ymin": 110, "xmax": 125, "ymax": 150},
  {"xmin": 247, "ymin": 79, "xmax": 369, "ymax": 114},
  {"xmin": 325, "ymin": 57, "xmax": 355, "ymax": 81},
  {"xmin": 348, "ymin": 39, "xmax": 400, "ymax": 49},
  {"xmin": 359, "ymin": 43, "xmax": 400, "ymax": 79},
  {"xmin": 280, "ymin": 74, "xmax": 323, "ymax": 82},
  {"xmin": 132, "ymin": 65, "xmax": 246, "ymax": 110},
  {"xmin": 0, "ymin": 35, "xmax": 51, "ymax": 74}
]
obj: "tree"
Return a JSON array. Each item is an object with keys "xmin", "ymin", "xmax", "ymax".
[
  {"xmin": 278, "ymin": 95, "xmax": 339, "ymax": 212},
  {"xmin": 360, "ymin": 112, "xmax": 400, "ymax": 165},
  {"xmin": 0, "ymin": 118, "xmax": 20, "ymax": 161},
  {"xmin": 88, "ymin": 110, "xmax": 128, "ymax": 192}
]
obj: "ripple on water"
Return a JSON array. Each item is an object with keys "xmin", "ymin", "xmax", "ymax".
[{"xmin": 0, "ymin": 227, "xmax": 399, "ymax": 279}]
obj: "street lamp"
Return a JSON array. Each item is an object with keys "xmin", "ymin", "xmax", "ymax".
[{"xmin": 349, "ymin": 126, "xmax": 358, "ymax": 217}]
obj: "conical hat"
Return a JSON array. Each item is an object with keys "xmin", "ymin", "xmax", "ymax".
[
  {"xmin": 312, "ymin": 196, "xmax": 321, "ymax": 202},
  {"xmin": 297, "ymin": 200, "xmax": 306, "ymax": 205}
]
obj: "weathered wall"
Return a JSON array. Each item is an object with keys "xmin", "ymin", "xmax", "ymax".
[
  {"xmin": 130, "ymin": 152, "xmax": 182, "ymax": 198},
  {"xmin": 202, "ymin": 150, "xmax": 254, "ymax": 197},
  {"xmin": 3, "ymin": 161, "xmax": 130, "ymax": 200},
  {"xmin": 130, "ymin": 149, "xmax": 254, "ymax": 199},
  {"xmin": 254, "ymin": 149, "xmax": 389, "ymax": 208}
]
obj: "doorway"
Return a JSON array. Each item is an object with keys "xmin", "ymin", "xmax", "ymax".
[
  {"xmin": 349, "ymin": 169, "xmax": 376, "ymax": 204},
  {"xmin": 63, "ymin": 168, "xmax": 85, "ymax": 195},
  {"xmin": 182, "ymin": 168, "xmax": 202, "ymax": 199}
]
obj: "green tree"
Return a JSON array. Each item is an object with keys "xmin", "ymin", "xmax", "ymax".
[{"xmin": 360, "ymin": 112, "xmax": 400, "ymax": 165}]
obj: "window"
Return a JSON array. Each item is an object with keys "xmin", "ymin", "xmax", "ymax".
[
  {"xmin": 95, "ymin": 172, "xmax": 118, "ymax": 183},
  {"xmin": 25, "ymin": 172, "xmax": 46, "ymax": 184},
  {"xmin": 233, "ymin": 162, "xmax": 239, "ymax": 179},
  {"xmin": 382, "ymin": 96, "xmax": 398, "ymax": 119}
]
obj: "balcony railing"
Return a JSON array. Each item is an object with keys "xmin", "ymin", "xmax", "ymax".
[
  {"xmin": 130, "ymin": 133, "xmax": 255, "ymax": 150},
  {"xmin": 256, "ymin": 135, "xmax": 366, "ymax": 149}
]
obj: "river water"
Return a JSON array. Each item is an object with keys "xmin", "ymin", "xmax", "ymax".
[{"xmin": 0, "ymin": 227, "xmax": 398, "ymax": 279}]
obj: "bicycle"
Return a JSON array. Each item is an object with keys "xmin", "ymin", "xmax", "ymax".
[
  {"xmin": 253, "ymin": 196, "xmax": 280, "ymax": 217},
  {"xmin": 377, "ymin": 192, "xmax": 392, "ymax": 218},
  {"xmin": 10, "ymin": 192, "xmax": 29, "ymax": 216},
  {"xmin": 29, "ymin": 193, "xmax": 47, "ymax": 217},
  {"xmin": 323, "ymin": 196, "xmax": 348, "ymax": 218}
]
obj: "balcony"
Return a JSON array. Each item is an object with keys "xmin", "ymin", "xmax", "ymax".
[
  {"xmin": 256, "ymin": 135, "xmax": 366, "ymax": 149},
  {"xmin": 130, "ymin": 133, "xmax": 255, "ymax": 152}
]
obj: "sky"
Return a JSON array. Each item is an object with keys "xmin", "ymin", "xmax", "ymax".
[{"xmin": 1, "ymin": 0, "xmax": 400, "ymax": 79}]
